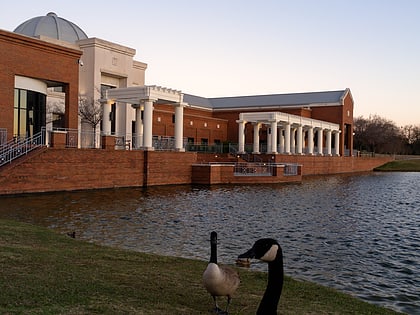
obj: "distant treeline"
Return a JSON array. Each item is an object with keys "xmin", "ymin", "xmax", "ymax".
[{"xmin": 354, "ymin": 115, "xmax": 420, "ymax": 155}]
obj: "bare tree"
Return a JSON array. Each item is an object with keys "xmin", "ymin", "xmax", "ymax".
[
  {"xmin": 354, "ymin": 115, "xmax": 405, "ymax": 154},
  {"xmin": 78, "ymin": 90, "xmax": 103, "ymax": 148},
  {"xmin": 78, "ymin": 95, "xmax": 103, "ymax": 132},
  {"xmin": 401, "ymin": 124, "xmax": 420, "ymax": 154}
]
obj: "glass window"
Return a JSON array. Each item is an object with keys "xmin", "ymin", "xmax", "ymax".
[
  {"xmin": 19, "ymin": 90, "xmax": 27, "ymax": 109},
  {"xmin": 111, "ymin": 103, "xmax": 116, "ymax": 134},
  {"xmin": 13, "ymin": 88, "xmax": 46, "ymax": 138}
]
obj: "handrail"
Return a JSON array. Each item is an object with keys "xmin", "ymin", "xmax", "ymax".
[
  {"xmin": 0, "ymin": 129, "xmax": 45, "ymax": 167},
  {"xmin": 234, "ymin": 162, "xmax": 274, "ymax": 176}
]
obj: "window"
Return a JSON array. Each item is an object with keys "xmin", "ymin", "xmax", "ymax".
[
  {"xmin": 14, "ymin": 88, "xmax": 46, "ymax": 139},
  {"xmin": 110, "ymin": 103, "xmax": 116, "ymax": 134},
  {"xmin": 52, "ymin": 113, "xmax": 64, "ymax": 128}
]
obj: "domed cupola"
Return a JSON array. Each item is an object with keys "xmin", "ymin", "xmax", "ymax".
[{"xmin": 13, "ymin": 12, "xmax": 88, "ymax": 43}]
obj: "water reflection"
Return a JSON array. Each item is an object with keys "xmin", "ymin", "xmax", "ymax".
[{"xmin": 0, "ymin": 172, "xmax": 419, "ymax": 314}]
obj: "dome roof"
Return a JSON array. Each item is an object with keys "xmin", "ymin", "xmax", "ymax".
[{"xmin": 13, "ymin": 12, "xmax": 88, "ymax": 43}]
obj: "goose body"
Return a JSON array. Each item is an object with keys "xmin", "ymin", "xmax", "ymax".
[
  {"xmin": 203, "ymin": 231, "xmax": 240, "ymax": 314},
  {"xmin": 238, "ymin": 238, "xmax": 284, "ymax": 315}
]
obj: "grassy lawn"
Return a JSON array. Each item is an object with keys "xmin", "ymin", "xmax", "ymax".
[
  {"xmin": 0, "ymin": 220, "xmax": 403, "ymax": 315},
  {"xmin": 374, "ymin": 158, "xmax": 420, "ymax": 171}
]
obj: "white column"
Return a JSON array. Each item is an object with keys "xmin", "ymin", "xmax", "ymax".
[
  {"xmin": 326, "ymin": 130, "xmax": 332, "ymax": 156},
  {"xmin": 296, "ymin": 125, "xmax": 303, "ymax": 154},
  {"xmin": 317, "ymin": 128, "xmax": 323, "ymax": 155},
  {"xmin": 174, "ymin": 103, "xmax": 184, "ymax": 151},
  {"xmin": 307, "ymin": 127, "xmax": 314, "ymax": 155},
  {"xmin": 142, "ymin": 99, "xmax": 155, "ymax": 150},
  {"xmin": 237, "ymin": 120, "xmax": 246, "ymax": 153},
  {"xmin": 278, "ymin": 128, "xmax": 284, "ymax": 154},
  {"xmin": 116, "ymin": 102, "xmax": 126, "ymax": 138},
  {"xmin": 102, "ymin": 101, "xmax": 112, "ymax": 135},
  {"xmin": 270, "ymin": 121, "xmax": 278, "ymax": 153},
  {"xmin": 284, "ymin": 123, "xmax": 291, "ymax": 154},
  {"xmin": 135, "ymin": 106, "xmax": 143, "ymax": 149},
  {"xmin": 253, "ymin": 123, "xmax": 260, "ymax": 154},
  {"xmin": 334, "ymin": 131, "xmax": 340, "ymax": 156}
]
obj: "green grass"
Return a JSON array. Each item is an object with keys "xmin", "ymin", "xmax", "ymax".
[
  {"xmin": 374, "ymin": 158, "xmax": 420, "ymax": 171},
  {"xmin": 0, "ymin": 220, "xmax": 403, "ymax": 315}
]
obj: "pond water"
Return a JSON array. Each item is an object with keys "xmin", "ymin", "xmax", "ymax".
[{"xmin": 0, "ymin": 172, "xmax": 419, "ymax": 314}]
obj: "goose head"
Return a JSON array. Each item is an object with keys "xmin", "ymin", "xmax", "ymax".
[
  {"xmin": 238, "ymin": 238, "xmax": 284, "ymax": 315},
  {"xmin": 238, "ymin": 238, "xmax": 282, "ymax": 263}
]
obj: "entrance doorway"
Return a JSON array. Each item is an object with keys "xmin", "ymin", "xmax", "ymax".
[{"xmin": 14, "ymin": 88, "xmax": 46, "ymax": 139}]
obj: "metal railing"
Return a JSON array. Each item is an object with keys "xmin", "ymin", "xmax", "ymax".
[
  {"xmin": 153, "ymin": 136, "xmax": 177, "ymax": 151},
  {"xmin": 283, "ymin": 163, "xmax": 299, "ymax": 176},
  {"xmin": 232, "ymin": 162, "xmax": 299, "ymax": 177},
  {"xmin": 185, "ymin": 142, "xmax": 223, "ymax": 153},
  {"xmin": 0, "ymin": 129, "xmax": 45, "ymax": 167},
  {"xmin": 234, "ymin": 162, "xmax": 274, "ymax": 176}
]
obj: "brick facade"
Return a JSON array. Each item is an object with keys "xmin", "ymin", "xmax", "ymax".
[
  {"xmin": 0, "ymin": 148, "xmax": 393, "ymax": 195},
  {"xmin": 152, "ymin": 104, "xmax": 228, "ymax": 144},
  {"xmin": 0, "ymin": 29, "xmax": 81, "ymax": 140}
]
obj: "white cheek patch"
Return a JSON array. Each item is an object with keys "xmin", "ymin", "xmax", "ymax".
[{"xmin": 260, "ymin": 244, "xmax": 278, "ymax": 262}]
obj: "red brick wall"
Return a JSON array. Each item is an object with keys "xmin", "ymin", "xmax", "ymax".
[
  {"xmin": 145, "ymin": 151, "xmax": 197, "ymax": 186},
  {"xmin": 0, "ymin": 30, "xmax": 82, "ymax": 139},
  {"xmin": 272, "ymin": 155, "xmax": 393, "ymax": 175},
  {"xmin": 0, "ymin": 149, "xmax": 145, "ymax": 194},
  {"xmin": 152, "ymin": 104, "xmax": 228, "ymax": 143},
  {"xmin": 213, "ymin": 111, "xmax": 242, "ymax": 143},
  {"xmin": 191, "ymin": 164, "xmax": 302, "ymax": 185},
  {"xmin": 0, "ymin": 149, "xmax": 393, "ymax": 195}
]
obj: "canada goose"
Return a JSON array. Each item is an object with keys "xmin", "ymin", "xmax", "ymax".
[
  {"xmin": 203, "ymin": 231, "xmax": 240, "ymax": 315},
  {"xmin": 238, "ymin": 238, "xmax": 284, "ymax": 315}
]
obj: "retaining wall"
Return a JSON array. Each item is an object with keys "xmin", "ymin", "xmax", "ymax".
[{"xmin": 0, "ymin": 149, "xmax": 393, "ymax": 195}]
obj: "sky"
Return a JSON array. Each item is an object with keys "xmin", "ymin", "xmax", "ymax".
[{"xmin": 1, "ymin": 0, "xmax": 419, "ymax": 126}]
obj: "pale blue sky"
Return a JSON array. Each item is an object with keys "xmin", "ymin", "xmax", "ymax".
[{"xmin": 1, "ymin": 0, "xmax": 419, "ymax": 126}]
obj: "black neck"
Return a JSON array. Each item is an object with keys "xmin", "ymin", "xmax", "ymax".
[
  {"xmin": 257, "ymin": 255, "xmax": 284, "ymax": 315},
  {"xmin": 210, "ymin": 239, "xmax": 217, "ymax": 264}
]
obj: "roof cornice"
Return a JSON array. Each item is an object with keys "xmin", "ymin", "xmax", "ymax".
[{"xmin": 0, "ymin": 28, "xmax": 82, "ymax": 58}]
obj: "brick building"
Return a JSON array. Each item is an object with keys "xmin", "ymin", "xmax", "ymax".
[{"xmin": 1, "ymin": 12, "xmax": 354, "ymax": 159}]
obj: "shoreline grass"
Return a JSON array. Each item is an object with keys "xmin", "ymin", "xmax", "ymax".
[
  {"xmin": 0, "ymin": 219, "xmax": 403, "ymax": 314},
  {"xmin": 375, "ymin": 158, "xmax": 420, "ymax": 172}
]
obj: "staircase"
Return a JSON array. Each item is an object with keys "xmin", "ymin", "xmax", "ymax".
[{"xmin": 0, "ymin": 130, "xmax": 45, "ymax": 167}]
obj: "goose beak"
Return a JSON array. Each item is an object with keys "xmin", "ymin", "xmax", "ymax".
[{"xmin": 238, "ymin": 247, "xmax": 255, "ymax": 259}]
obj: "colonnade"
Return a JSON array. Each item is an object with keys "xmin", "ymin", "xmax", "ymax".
[
  {"xmin": 104, "ymin": 86, "xmax": 342, "ymax": 155},
  {"xmin": 237, "ymin": 112, "xmax": 341, "ymax": 156},
  {"xmin": 104, "ymin": 85, "xmax": 185, "ymax": 151}
]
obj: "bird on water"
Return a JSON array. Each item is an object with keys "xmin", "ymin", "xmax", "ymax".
[
  {"xmin": 238, "ymin": 238, "xmax": 284, "ymax": 315},
  {"xmin": 203, "ymin": 231, "xmax": 240, "ymax": 315}
]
